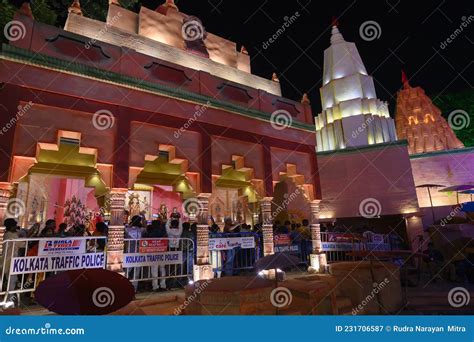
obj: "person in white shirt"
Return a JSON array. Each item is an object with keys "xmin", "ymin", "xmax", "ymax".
[
  {"xmin": 125, "ymin": 216, "xmax": 145, "ymax": 291},
  {"xmin": 165, "ymin": 218, "xmax": 183, "ymax": 287}
]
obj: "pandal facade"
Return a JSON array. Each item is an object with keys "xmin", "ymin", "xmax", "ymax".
[{"xmin": 0, "ymin": 1, "xmax": 325, "ymax": 279}]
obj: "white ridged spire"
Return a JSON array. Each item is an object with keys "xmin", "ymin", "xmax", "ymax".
[{"xmin": 330, "ymin": 25, "xmax": 345, "ymax": 45}]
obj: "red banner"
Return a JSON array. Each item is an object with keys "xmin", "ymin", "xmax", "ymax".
[
  {"xmin": 139, "ymin": 239, "xmax": 169, "ymax": 253},
  {"xmin": 274, "ymin": 234, "xmax": 291, "ymax": 246}
]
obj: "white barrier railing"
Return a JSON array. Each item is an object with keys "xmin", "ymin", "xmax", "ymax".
[
  {"xmin": 320, "ymin": 232, "xmax": 392, "ymax": 262},
  {"xmin": 0, "ymin": 236, "xmax": 107, "ymax": 299},
  {"xmin": 123, "ymin": 238, "xmax": 194, "ymax": 288}
]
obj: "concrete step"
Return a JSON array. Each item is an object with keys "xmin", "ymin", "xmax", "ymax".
[{"xmin": 336, "ymin": 296, "xmax": 353, "ymax": 315}]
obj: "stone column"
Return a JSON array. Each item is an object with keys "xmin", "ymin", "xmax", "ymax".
[
  {"xmin": 261, "ymin": 197, "xmax": 274, "ymax": 256},
  {"xmin": 193, "ymin": 193, "xmax": 214, "ymax": 281},
  {"xmin": 0, "ymin": 183, "xmax": 12, "ymax": 255},
  {"xmin": 106, "ymin": 188, "xmax": 127, "ymax": 273},
  {"xmin": 309, "ymin": 200, "xmax": 327, "ymax": 273}
]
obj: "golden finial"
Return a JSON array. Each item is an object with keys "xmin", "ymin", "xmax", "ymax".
[
  {"xmin": 301, "ymin": 93, "xmax": 310, "ymax": 105},
  {"xmin": 164, "ymin": 0, "xmax": 178, "ymax": 10},
  {"xmin": 240, "ymin": 46, "xmax": 248, "ymax": 55},
  {"xmin": 109, "ymin": 0, "xmax": 121, "ymax": 6},
  {"xmin": 68, "ymin": 0, "xmax": 83, "ymax": 15},
  {"xmin": 19, "ymin": 2, "xmax": 33, "ymax": 18},
  {"xmin": 272, "ymin": 72, "xmax": 280, "ymax": 82}
]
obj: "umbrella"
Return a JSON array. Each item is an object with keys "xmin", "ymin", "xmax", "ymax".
[
  {"xmin": 35, "ymin": 268, "xmax": 134, "ymax": 315},
  {"xmin": 440, "ymin": 185, "xmax": 474, "ymax": 204},
  {"xmin": 416, "ymin": 184, "xmax": 444, "ymax": 223}
]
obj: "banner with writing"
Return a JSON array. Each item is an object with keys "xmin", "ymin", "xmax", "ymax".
[
  {"xmin": 123, "ymin": 251, "xmax": 183, "ymax": 268},
  {"xmin": 209, "ymin": 237, "xmax": 255, "ymax": 251},
  {"xmin": 10, "ymin": 253, "xmax": 105, "ymax": 275},
  {"xmin": 38, "ymin": 239, "xmax": 86, "ymax": 256}
]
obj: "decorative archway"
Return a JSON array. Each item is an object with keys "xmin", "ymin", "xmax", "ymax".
[
  {"xmin": 212, "ymin": 155, "xmax": 261, "ymax": 225},
  {"xmin": 15, "ymin": 131, "xmax": 108, "ymax": 227},
  {"xmin": 272, "ymin": 163, "xmax": 314, "ymax": 223},
  {"xmin": 129, "ymin": 145, "xmax": 197, "ymax": 220}
]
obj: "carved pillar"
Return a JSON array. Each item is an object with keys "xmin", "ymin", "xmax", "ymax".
[
  {"xmin": 106, "ymin": 188, "xmax": 127, "ymax": 273},
  {"xmin": 261, "ymin": 197, "xmax": 274, "ymax": 256},
  {"xmin": 0, "ymin": 183, "xmax": 12, "ymax": 255},
  {"xmin": 309, "ymin": 200, "xmax": 327, "ymax": 273},
  {"xmin": 193, "ymin": 193, "xmax": 214, "ymax": 281}
]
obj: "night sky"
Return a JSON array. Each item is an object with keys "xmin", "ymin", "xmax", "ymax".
[{"xmin": 140, "ymin": 0, "xmax": 473, "ymax": 116}]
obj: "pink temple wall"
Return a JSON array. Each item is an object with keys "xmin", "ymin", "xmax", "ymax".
[
  {"xmin": 270, "ymin": 147, "xmax": 313, "ymax": 184},
  {"xmin": 211, "ymin": 136, "xmax": 264, "ymax": 179},
  {"xmin": 410, "ymin": 148, "xmax": 474, "ymax": 208},
  {"xmin": 152, "ymin": 185, "xmax": 182, "ymax": 218},
  {"xmin": 13, "ymin": 104, "xmax": 116, "ymax": 165},
  {"xmin": 129, "ymin": 122, "xmax": 201, "ymax": 171},
  {"xmin": 317, "ymin": 143, "xmax": 420, "ymax": 219}
]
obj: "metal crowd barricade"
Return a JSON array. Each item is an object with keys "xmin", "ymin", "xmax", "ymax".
[
  {"xmin": 320, "ymin": 232, "xmax": 392, "ymax": 262},
  {"xmin": 0, "ymin": 236, "xmax": 107, "ymax": 299},
  {"xmin": 209, "ymin": 232, "xmax": 261, "ymax": 276},
  {"xmin": 123, "ymin": 238, "xmax": 194, "ymax": 286},
  {"xmin": 273, "ymin": 234, "xmax": 312, "ymax": 265}
]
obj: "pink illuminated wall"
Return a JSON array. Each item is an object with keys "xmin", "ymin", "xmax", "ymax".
[
  {"xmin": 152, "ymin": 185, "xmax": 182, "ymax": 218},
  {"xmin": 317, "ymin": 143, "xmax": 420, "ymax": 219},
  {"xmin": 410, "ymin": 147, "xmax": 474, "ymax": 208}
]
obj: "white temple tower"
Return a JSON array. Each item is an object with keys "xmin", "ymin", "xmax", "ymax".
[{"xmin": 315, "ymin": 23, "xmax": 397, "ymax": 152}]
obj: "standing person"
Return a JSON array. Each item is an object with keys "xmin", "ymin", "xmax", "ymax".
[
  {"xmin": 298, "ymin": 219, "xmax": 312, "ymax": 259},
  {"xmin": 166, "ymin": 217, "xmax": 183, "ymax": 288},
  {"xmin": 125, "ymin": 215, "xmax": 145, "ymax": 291},
  {"xmin": 181, "ymin": 222, "xmax": 194, "ymax": 282},
  {"xmin": 222, "ymin": 217, "xmax": 236, "ymax": 276},
  {"xmin": 56, "ymin": 223, "xmax": 69, "ymax": 237},
  {"xmin": 93, "ymin": 222, "xmax": 108, "ymax": 252},
  {"xmin": 1, "ymin": 219, "xmax": 23, "ymax": 304},
  {"xmin": 144, "ymin": 220, "xmax": 167, "ymax": 292},
  {"xmin": 41, "ymin": 219, "xmax": 56, "ymax": 237}
]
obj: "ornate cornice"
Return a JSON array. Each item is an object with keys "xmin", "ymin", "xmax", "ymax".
[{"xmin": 0, "ymin": 44, "xmax": 315, "ymax": 132}]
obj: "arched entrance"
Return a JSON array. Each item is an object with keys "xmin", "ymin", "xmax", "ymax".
[
  {"xmin": 211, "ymin": 156, "xmax": 261, "ymax": 227},
  {"xmin": 128, "ymin": 146, "xmax": 196, "ymax": 221},
  {"xmin": 14, "ymin": 132, "xmax": 108, "ymax": 229}
]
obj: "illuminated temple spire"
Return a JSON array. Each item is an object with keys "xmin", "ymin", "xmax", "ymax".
[
  {"xmin": 395, "ymin": 70, "xmax": 464, "ymax": 154},
  {"xmin": 68, "ymin": 0, "xmax": 82, "ymax": 15},
  {"xmin": 163, "ymin": 0, "xmax": 178, "ymax": 10},
  {"xmin": 315, "ymin": 20, "xmax": 397, "ymax": 152}
]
